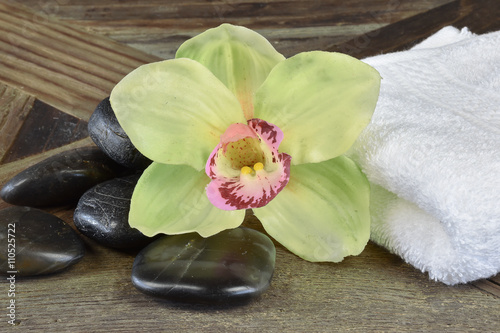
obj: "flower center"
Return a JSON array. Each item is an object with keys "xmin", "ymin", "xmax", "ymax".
[
  {"xmin": 205, "ymin": 119, "xmax": 291, "ymax": 211},
  {"xmin": 223, "ymin": 134, "xmax": 265, "ymax": 171},
  {"xmin": 241, "ymin": 162, "xmax": 264, "ymax": 176}
]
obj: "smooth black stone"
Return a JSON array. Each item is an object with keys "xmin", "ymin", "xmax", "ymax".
[
  {"xmin": 0, "ymin": 206, "xmax": 85, "ymax": 276},
  {"xmin": 0, "ymin": 146, "xmax": 126, "ymax": 207},
  {"xmin": 131, "ymin": 227, "xmax": 276, "ymax": 304},
  {"xmin": 74, "ymin": 173, "xmax": 153, "ymax": 250},
  {"xmin": 88, "ymin": 97, "xmax": 151, "ymax": 169}
]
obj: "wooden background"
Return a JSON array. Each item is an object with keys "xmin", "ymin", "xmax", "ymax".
[{"xmin": 1, "ymin": 0, "xmax": 499, "ymax": 331}]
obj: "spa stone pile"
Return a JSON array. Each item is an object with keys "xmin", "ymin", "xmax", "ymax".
[{"xmin": 0, "ymin": 97, "xmax": 275, "ymax": 304}]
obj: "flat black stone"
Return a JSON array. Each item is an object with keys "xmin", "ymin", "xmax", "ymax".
[
  {"xmin": 131, "ymin": 227, "xmax": 276, "ymax": 304},
  {"xmin": 0, "ymin": 146, "xmax": 126, "ymax": 207},
  {"xmin": 0, "ymin": 206, "xmax": 85, "ymax": 277},
  {"xmin": 74, "ymin": 173, "xmax": 153, "ymax": 250},
  {"xmin": 88, "ymin": 97, "xmax": 151, "ymax": 169}
]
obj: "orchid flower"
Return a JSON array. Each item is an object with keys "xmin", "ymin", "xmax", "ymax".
[{"xmin": 110, "ymin": 24, "xmax": 380, "ymax": 262}]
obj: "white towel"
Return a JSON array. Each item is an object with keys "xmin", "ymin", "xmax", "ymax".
[{"xmin": 348, "ymin": 26, "xmax": 500, "ymax": 285}]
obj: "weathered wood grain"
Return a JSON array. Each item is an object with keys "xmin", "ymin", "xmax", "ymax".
[
  {"xmin": 473, "ymin": 279, "xmax": 500, "ymax": 298},
  {"xmin": 19, "ymin": 0, "xmax": 455, "ymax": 58},
  {"xmin": 0, "ymin": 83, "xmax": 34, "ymax": 162},
  {"xmin": 473, "ymin": 274, "xmax": 500, "ymax": 298},
  {"xmin": 1, "ymin": 99, "xmax": 88, "ymax": 164},
  {"xmin": 0, "ymin": 1, "xmax": 159, "ymax": 121},
  {"xmin": 0, "ymin": 1, "xmax": 499, "ymax": 332},
  {"xmin": 329, "ymin": 0, "xmax": 500, "ymax": 57}
]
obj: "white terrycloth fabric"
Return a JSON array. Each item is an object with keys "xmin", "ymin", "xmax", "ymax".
[{"xmin": 348, "ymin": 26, "xmax": 500, "ymax": 285}]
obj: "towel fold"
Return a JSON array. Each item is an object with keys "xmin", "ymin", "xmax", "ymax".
[{"xmin": 349, "ymin": 26, "xmax": 500, "ymax": 285}]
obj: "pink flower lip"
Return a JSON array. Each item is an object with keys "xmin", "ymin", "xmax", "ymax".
[{"xmin": 205, "ymin": 118, "xmax": 291, "ymax": 210}]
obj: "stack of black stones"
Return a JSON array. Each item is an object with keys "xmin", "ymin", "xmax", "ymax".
[{"xmin": 0, "ymin": 97, "xmax": 276, "ymax": 304}]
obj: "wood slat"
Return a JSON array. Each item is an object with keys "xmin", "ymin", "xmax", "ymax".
[
  {"xmin": 472, "ymin": 279, "xmax": 500, "ymax": 298},
  {"xmin": 0, "ymin": 1, "xmax": 160, "ymax": 121},
  {"xmin": 472, "ymin": 274, "xmax": 500, "ymax": 298},
  {"xmin": 0, "ymin": 99, "xmax": 89, "ymax": 164},
  {"xmin": 18, "ymin": 0, "xmax": 455, "ymax": 58},
  {"xmin": 18, "ymin": 0, "xmax": 456, "ymax": 24},
  {"xmin": 0, "ymin": 83, "xmax": 34, "ymax": 161},
  {"xmin": 329, "ymin": 0, "xmax": 500, "ymax": 57}
]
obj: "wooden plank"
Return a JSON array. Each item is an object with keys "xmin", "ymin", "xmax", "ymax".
[
  {"xmin": 472, "ymin": 279, "xmax": 500, "ymax": 298},
  {"xmin": 472, "ymin": 274, "xmax": 500, "ymax": 298},
  {"xmin": 0, "ymin": 83, "xmax": 35, "ymax": 161},
  {"xmin": 0, "ymin": 1, "xmax": 160, "ymax": 121},
  {"xmin": 18, "ymin": 0, "xmax": 455, "ymax": 58},
  {"xmin": 329, "ymin": 0, "xmax": 500, "ymax": 58},
  {"xmin": 1, "ymin": 99, "xmax": 88, "ymax": 164}
]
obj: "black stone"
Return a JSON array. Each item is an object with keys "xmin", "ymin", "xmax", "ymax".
[
  {"xmin": 74, "ymin": 173, "xmax": 153, "ymax": 250},
  {"xmin": 88, "ymin": 97, "xmax": 151, "ymax": 169},
  {"xmin": 131, "ymin": 227, "xmax": 276, "ymax": 304},
  {"xmin": 0, "ymin": 206, "xmax": 85, "ymax": 277},
  {"xmin": 0, "ymin": 146, "xmax": 126, "ymax": 207}
]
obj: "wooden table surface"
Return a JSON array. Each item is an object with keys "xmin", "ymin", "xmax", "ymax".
[{"xmin": 1, "ymin": 1, "xmax": 499, "ymax": 332}]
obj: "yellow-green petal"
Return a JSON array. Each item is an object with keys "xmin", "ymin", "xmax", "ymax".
[
  {"xmin": 110, "ymin": 58, "xmax": 246, "ymax": 171},
  {"xmin": 254, "ymin": 51, "xmax": 381, "ymax": 165},
  {"xmin": 129, "ymin": 162, "xmax": 245, "ymax": 237},
  {"xmin": 254, "ymin": 156, "xmax": 370, "ymax": 262},
  {"xmin": 176, "ymin": 23, "xmax": 285, "ymax": 119}
]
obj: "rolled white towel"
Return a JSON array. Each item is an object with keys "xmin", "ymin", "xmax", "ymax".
[{"xmin": 348, "ymin": 26, "xmax": 500, "ymax": 285}]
